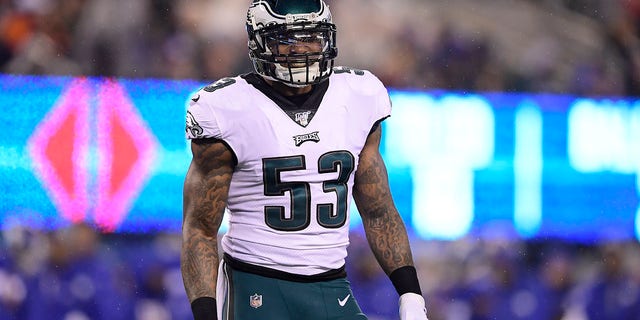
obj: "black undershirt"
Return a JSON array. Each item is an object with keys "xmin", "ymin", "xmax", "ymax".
[{"xmin": 241, "ymin": 73, "xmax": 329, "ymax": 126}]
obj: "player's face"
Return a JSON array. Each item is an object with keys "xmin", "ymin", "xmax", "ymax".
[{"xmin": 267, "ymin": 30, "xmax": 325, "ymax": 67}]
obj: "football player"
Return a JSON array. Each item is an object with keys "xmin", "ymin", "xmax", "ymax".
[{"xmin": 181, "ymin": 0, "xmax": 429, "ymax": 319}]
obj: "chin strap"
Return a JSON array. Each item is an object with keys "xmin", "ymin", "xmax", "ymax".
[{"xmin": 274, "ymin": 62, "xmax": 321, "ymax": 86}]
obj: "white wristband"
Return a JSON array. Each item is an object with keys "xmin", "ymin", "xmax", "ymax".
[{"xmin": 398, "ymin": 292, "xmax": 428, "ymax": 320}]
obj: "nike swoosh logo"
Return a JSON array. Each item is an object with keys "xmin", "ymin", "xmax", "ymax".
[{"xmin": 338, "ymin": 294, "xmax": 350, "ymax": 307}]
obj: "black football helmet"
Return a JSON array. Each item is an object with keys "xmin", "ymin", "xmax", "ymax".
[{"xmin": 246, "ymin": 0, "xmax": 338, "ymax": 87}]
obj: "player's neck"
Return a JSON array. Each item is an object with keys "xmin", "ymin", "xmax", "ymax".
[{"xmin": 264, "ymin": 78, "xmax": 313, "ymax": 96}]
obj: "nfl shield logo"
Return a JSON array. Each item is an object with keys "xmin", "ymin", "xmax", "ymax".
[{"xmin": 250, "ymin": 294, "xmax": 262, "ymax": 308}]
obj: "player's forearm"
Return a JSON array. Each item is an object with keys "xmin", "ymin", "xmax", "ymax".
[
  {"xmin": 362, "ymin": 209, "xmax": 424, "ymax": 299},
  {"xmin": 181, "ymin": 226, "xmax": 219, "ymax": 302},
  {"xmin": 353, "ymin": 153, "xmax": 415, "ymax": 273},
  {"xmin": 181, "ymin": 194, "xmax": 223, "ymax": 302},
  {"xmin": 362, "ymin": 209, "xmax": 415, "ymax": 275}
]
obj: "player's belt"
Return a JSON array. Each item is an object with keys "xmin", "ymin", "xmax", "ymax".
[{"xmin": 223, "ymin": 253, "xmax": 346, "ymax": 283}]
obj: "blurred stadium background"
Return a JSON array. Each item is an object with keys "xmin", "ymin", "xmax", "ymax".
[{"xmin": 1, "ymin": 0, "xmax": 640, "ymax": 319}]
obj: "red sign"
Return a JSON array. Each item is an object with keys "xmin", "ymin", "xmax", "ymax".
[
  {"xmin": 28, "ymin": 79, "xmax": 90, "ymax": 223},
  {"xmin": 28, "ymin": 78, "xmax": 158, "ymax": 231}
]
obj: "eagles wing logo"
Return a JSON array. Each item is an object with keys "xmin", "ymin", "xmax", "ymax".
[{"xmin": 185, "ymin": 111, "xmax": 204, "ymax": 138}]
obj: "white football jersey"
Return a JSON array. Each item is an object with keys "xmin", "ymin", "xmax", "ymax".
[{"xmin": 185, "ymin": 67, "xmax": 391, "ymax": 275}]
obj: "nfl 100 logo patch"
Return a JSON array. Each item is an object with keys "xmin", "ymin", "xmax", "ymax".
[
  {"xmin": 294, "ymin": 110, "xmax": 312, "ymax": 126},
  {"xmin": 250, "ymin": 294, "xmax": 262, "ymax": 308}
]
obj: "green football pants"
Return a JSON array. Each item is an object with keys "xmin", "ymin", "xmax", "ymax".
[{"xmin": 219, "ymin": 263, "xmax": 368, "ymax": 320}]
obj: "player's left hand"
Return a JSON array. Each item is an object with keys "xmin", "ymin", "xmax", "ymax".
[{"xmin": 399, "ymin": 293, "xmax": 428, "ymax": 320}]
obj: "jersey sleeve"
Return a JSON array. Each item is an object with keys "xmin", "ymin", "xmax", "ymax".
[
  {"xmin": 369, "ymin": 70, "xmax": 392, "ymax": 122},
  {"xmin": 185, "ymin": 94, "xmax": 222, "ymax": 140},
  {"xmin": 337, "ymin": 67, "xmax": 392, "ymax": 125}
]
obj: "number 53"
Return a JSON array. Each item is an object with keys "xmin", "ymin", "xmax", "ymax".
[{"xmin": 262, "ymin": 151, "xmax": 355, "ymax": 231}]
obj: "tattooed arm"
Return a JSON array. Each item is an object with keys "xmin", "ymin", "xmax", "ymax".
[
  {"xmin": 181, "ymin": 138, "xmax": 234, "ymax": 304},
  {"xmin": 353, "ymin": 125, "xmax": 414, "ymax": 274},
  {"xmin": 353, "ymin": 125, "xmax": 428, "ymax": 319}
]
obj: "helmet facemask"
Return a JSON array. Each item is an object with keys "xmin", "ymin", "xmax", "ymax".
[{"xmin": 247, "ymin": 0, "xmax": 338, "ymax": 87}]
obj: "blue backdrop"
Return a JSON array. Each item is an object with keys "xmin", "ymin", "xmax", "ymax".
[{"xmin": 1, "ymin": 74, "xmax": 638, "ymax": 242}]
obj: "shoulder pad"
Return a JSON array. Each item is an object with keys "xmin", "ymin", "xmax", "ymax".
[
  {"xmin": 202, "ymin": 77, "xmax": 237, "ymax": 93},
  {"xmin": 331, "ymin": 66, "xmax": 386, "ymax": 96}
]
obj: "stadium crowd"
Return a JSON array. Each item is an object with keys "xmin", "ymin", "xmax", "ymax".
[
  {"xmin": 1, "ymin": 223, "xmax": 639, "ymax": 320},
  {"xmin": 1, "ymin": 0, "xmax": 640, "ymax": 319},
  {"xmin": 1, "ymin": 0, "xmax": 640, "ymax": 96}
]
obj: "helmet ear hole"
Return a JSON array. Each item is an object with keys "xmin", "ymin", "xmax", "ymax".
[{"xmin": 246, "ymin": 0, "xmax": 337, "ymax": 87}]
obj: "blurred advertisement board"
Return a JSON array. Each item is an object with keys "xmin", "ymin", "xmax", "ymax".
[{"xmin": 1, "ymin": 75, "xmax": 638, "ymax": 242}]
